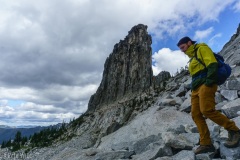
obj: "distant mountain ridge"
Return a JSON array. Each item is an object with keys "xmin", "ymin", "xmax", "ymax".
[
  {"xmin": 0, "ymin": 123, "xmax": 63, "ymax": 144},
  {"xmin": 0, "ymin": 125, "xmax": 13, "ymax": 129},
  {"xmin": 0, "ymin": 125, "xmax": 38, "ymax": 129}
]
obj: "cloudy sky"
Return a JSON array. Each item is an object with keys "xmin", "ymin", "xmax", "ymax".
[{"xmin": 0, "ymin": 0, "xmax": 239, "ymax": 127}]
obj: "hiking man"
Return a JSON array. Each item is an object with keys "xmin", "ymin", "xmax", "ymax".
[{"xmin": 177, "ymin": 36, "xmax": 240, "ymax": 154}]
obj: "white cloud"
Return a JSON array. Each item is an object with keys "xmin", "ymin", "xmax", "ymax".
[
  {"xmin": 0, "ymin": 100, "xmax": 80, "ymax": 126},
  {"xmin": 194, "ymin": 27, "xmax": 214, "ymax": 40},
  {"xmin": 233, "ymin": 1, "xmax": 240, "ymax": 11},
  {"xmin": 208, "ymin": 33, "xmax": 222, "ymax": 49},
  {"xmin": 152, "ymin": 48, "xmax": 189, "ymax": 76}
]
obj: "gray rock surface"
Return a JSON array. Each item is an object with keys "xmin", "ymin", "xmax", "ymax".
[{"xmin": 220, "ymin": 24, "xmax": 240, "ymax": 66}]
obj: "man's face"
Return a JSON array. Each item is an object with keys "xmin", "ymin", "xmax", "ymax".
[{"xmin": 178, "ymin": 41, "xmax": 191, "ymax": 53}]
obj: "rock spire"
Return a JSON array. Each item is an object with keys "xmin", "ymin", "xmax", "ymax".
[{"xmin": 87, "ymin": 24, "xmax": 153, "ymax": 112}]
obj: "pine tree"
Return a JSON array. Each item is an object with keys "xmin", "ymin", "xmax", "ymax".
[
  {"xmin": 1, "ymin": 141, "xmax": 6, "ymax": 148},
  {"xmin": 14, "ymin": 131, "xmax": 22, "ymax": 144}
]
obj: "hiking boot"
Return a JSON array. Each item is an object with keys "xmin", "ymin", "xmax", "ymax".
[
  {"xmin": 224, "ymin": 130, "xmax": 240, "ymax": 148},
  {"xmin": 194, "ymin": 144, "xmax": 215, "ymax": 155}
]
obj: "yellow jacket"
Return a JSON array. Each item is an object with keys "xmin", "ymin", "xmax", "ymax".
[{"xmin": 185, "ymin": 43, "xmax": 218, "ymax": 90}]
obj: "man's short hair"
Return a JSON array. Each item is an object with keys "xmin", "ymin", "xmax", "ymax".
[{"xmin": 177, "ymin": 36, "xmax": 196, "ymax": 46}]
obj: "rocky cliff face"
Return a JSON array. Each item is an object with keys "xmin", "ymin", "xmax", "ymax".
[
  {"xmin": 220, "ymin": 24, "xmax": 240, "ymax": 66},
  {"xmin": 87, "ymin": 24, "xmax": 154, "ymax": 113},
  {"xmin": 1, "ymin": 24, "xmax": 240, "ymax": 160},
  {"xmin": 77, "ymin": 25, "xmax": 171, "ymax": 149},
  {"xmin": 61, "ymin": 25, "xmax": 167, "ymax": 151}
]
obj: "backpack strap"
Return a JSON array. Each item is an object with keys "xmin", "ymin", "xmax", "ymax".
[
  {"xmin": 193, "ymin": 45, "xmax": 206, "ymax": 68},
  {"xmin": 191, "ymin": 45, "xmax": 208, "ymax": 82}
]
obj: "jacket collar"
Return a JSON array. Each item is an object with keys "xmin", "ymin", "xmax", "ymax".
[{"xmin": 185, "ymin": 44, "xmax": 196, "ymax": 58}]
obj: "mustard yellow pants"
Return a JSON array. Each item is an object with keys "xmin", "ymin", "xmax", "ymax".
[{"xmin": 191, "ymin": 84, "xmax": 239, "ymax": 145}]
